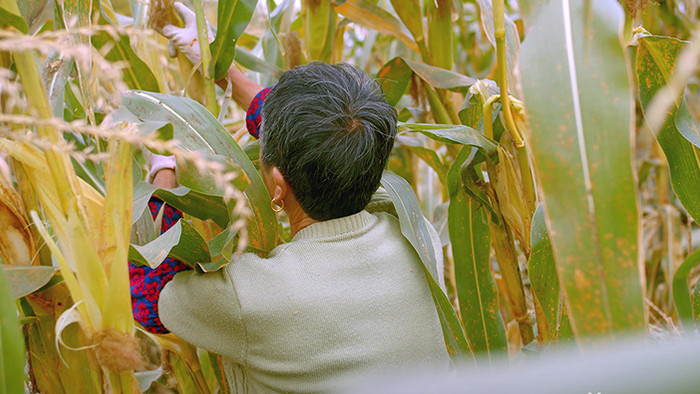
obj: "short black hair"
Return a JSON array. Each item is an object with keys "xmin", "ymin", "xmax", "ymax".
[{"xmin": 260, "ymin": 62, "xmax": 397, "ymax": 221}]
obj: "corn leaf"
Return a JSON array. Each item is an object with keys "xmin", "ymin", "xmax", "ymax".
[
  {"xmin": 91, "ymin": 32, "xmax": 159, "ymax": 92},
  {"xmin": 0, "ymin": 267, "xmax": 25, "ymax": 394},
  {"xmin": 519, "ymin": 0, "xmax": 645, "ymax": 339},
  {"xmin": 0, "ymin": 6, "xmax": 28, "ymax": 33},
  {"xmin": 402, "ymin": 145, "xmax": 448, "ymax": 183},
  {"xmin": 675, "ymin": 99, "xmax": 700, "ymax": 149},
  {"xmin": 176, "ymin": 152, "xmax": 249, "ymax": 198},
  {"xmin": 380, "ymin": 171, "xmax": 473, "ymax": 362},
  {"xmin": 1, "ymin": 266, "xmax": 56, "ymax": 299},
  {"xmin": 636, "ymin": 35, "xmax": 700, "ymax": 223},
  {"xmin": 121, "ymin": 91, "xmax": 277, "ymax": 252},
  {"xmin": 693, "ymin": 278, "xmax": 700, "ymax": 322},
  {"xmin": 389, "ymin": 0, "xmax": 423, "ymax": 46},
  {"xmin": 448, "ymin": 146, "xmax": 506, "ymax": 358},
  {"xmin": 17, "ymin": 0, "xmax": 50, "ymax": 32},
  {"xmin": 133, "ymin": 182, "xmax": 230, "ymax": 229},
  {"xmin": 129, "ymin": 220, "xmax": 211, "ymax": 269},
  {"xmin": 198, "ymin": 227, "xmax": 238, "ymax": 273},
  {"xmin": 377, "ymin": 56, "xmax": 490, "ymax": 95},
  {"xmin": 210, "ymin": 0, "xmax": 257, "ymax": 80},
  {"xmin": 672, "ymin": 249, "xmax": 700, "ymax": 327},
  {"xmin": 41, "ymin": 53, "xmax": 74, "ymax": 118},
  {"xmin": 399, "ymin": 123, "xmax": 498, "ymax": 162},
  {"xmin": 334, "ymin": 0, "xmax": 417, "ymax": 52},
  {"xmin": 376, "ymin": 57, "xmax": 413, "ymax": 106},
  {"xmin": 235, "ymin": 46, "xmax": 283, "ymax": 78},
  {"xmin": 528, "ymin": 204, "xmax": 562, "ymax": 340}
]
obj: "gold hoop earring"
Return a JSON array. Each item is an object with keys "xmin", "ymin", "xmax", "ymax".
[{"xmin": 271, "ymin": 198, "xmax": 284, "ymax": 213}]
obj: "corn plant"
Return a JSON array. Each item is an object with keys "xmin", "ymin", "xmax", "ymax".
[{"xmin": 0, "ymin": 0, "xmax": 699, "ymax": 392}]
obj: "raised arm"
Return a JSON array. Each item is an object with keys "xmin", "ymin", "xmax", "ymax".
[{"xmin": 160, "ymin": 2, "xmax": 265, "ymax": 113}]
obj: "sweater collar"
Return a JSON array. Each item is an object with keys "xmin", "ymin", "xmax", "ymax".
[{"xmin": 292, "ymin": 210, "xmax": 375, "ymax": 242}]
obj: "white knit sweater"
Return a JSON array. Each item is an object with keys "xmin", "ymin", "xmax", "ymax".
[{"xmin": 159, "ymin": 196, "xmax": 449, "ymax": 393}]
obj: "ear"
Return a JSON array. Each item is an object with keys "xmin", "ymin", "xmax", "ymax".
[{"xmin": 270, "ymin": 166, "xmax": 289, "ymax": 202}]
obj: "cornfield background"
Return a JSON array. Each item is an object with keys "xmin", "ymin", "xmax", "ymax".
[{"xmin": 0, "ymin": 0, "xmax": 699, "ymax": 392}]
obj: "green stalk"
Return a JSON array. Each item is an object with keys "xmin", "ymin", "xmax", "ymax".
[
  {"xmin": 13, "ymin": 52, "xmax": 78, "ymax": 217},
  {"xmin": 516, "ymin": 145, "xmax": 536, "ymax": 215},
  {"xmin": 493, "ymin": 0, "xmax": 536, "ymax": 215},
  {"xmin": 492, "ymin": 0, "xmax": 523, "ymax": 148},
  {"xmin": 192, "ymin": 0, "xmax": 218, "ymax": 114},
  {"xmin": 482, "ymin": 95, "xmax": 500, "ymax": 140},
  {"xmin": 424, "ymin": 82, "xmax": 452, "ymax": 125},
  {"xmin": 6, "ymin": 0, "xmax": 77, "ymax": 214}
]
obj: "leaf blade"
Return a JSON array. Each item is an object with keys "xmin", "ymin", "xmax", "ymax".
[{"xmin": 519, "ymin": 0, "xmax": 645, "ymax": 340}]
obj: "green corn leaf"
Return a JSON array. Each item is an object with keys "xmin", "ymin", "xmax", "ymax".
[
  {"xmin": 674, "ymin": 99, "xmax": 700, "ymax": 149},
  {"xmin": 121, "ymin": 91, "xmax": 278, "ymax": 252},
  {"xmin": 448, "ymin": 147, "xmax": 506, "ymax": 359},
  {"xmin": 334, "ymin": 0, "xmax": 418, "ymax": 52},
  {"xmin": 0, "ymin": 6, "xmax": 28, "ymax": 33},
  {"xmin": 41, "ymin": 52, "xmax": 74, "ymax": 118},
  {"xmin": 377, "ymin": 57, "xmax": 493, "ymax": 96},
  {"xmin": 17, "ymin": 0, "xmax": 51, "ymax": 32},
  {"xmin": 91, "ymin": 32, "xmax": 159, "ymax": 92},
  {"xmin": 637, "ymin": 35, "xmax": 700, "ymax": 223},
  {"xmin": 528, "ymin": 204, "xmax": 562, "ymax": 341},
  {"xmin": 389, "ymin": 0, "xmax": 423, "ymax": 46},
  {"xmin": 210, "ymin": 0, "xmax": 258, "ymax": 80},
  {"xmin": 399, "ymin": 123, "xmax": 498, "ymax": 162},
  {"xmin": 376, "ymin": 57, "xmax": 413, "ymax": 106},
  {"xmin": 381, "ymin": 171, "xmax": 473, "ymax": 362},
  {"xmin": 693, "ymin": 276, "xmax": 700, "ymax": 322},
  {"xmin": 197, "ymin": 227, "xmax": 239, "ymax": 273},
  {"xmin": 0, "ymin": 267, "xmax": 26, "ymax": 394},
  {"xmin": 176, "ymin": 152, "xmax": 250, "ymax": 199},
  {"xmin": 129, "ymin": 220, "xmax": 211, "ymax": 269},
  {"xmin": 132, "ymin": 182, "xmax": 230, "ymax": 230},
  {"xmin": 1, "ymin": 266, "xmax": 57, "ymax": 299},
  {"xmin": 397, "ymin": 135, "xmax": 448, "ymax": 182},
  {"xmin": 519, "ymin": 0, "xmax": 645, "ymax": 340},
  {"xmin": 672, "ymin": 249, "xmax": 700, "ymax": 328},
  {"xmin": 234, "ymin": 46, "xmax": 283, "ymax": 78}
]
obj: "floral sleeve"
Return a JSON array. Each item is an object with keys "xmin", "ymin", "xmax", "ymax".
[
  {"xmin": 245, "ymin": 86, "xmax": 273, "ymax": 139},
  {"xmin": 129, "ymin": 197, "xmax": 191, "ymax": 334}
]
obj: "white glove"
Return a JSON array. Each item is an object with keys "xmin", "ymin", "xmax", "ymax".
[
  {"xmin": 160, "ymin": 2, "xmax": 214, "ymax": 65},
  {"xmin": 145, "ymin": 152, "xmax": 177, "ymax": 183}
]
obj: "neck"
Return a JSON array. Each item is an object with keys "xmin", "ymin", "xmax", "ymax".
[{"xmin": 285, "ymin": 201, "xmax": 318, "ymax": 238}]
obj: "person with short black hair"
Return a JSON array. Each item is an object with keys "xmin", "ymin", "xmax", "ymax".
[{"xmin": 130, "ymin": 3, "xmax": 450, "ymax": 392}]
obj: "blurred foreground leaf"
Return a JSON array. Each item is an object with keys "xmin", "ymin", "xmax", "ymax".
[{"xmin": 519, "ymin": 0, "xmax": 645, "ymax": 340}]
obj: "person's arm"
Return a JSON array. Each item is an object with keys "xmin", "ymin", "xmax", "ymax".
[
  {"xmin": 216, "ymin": 67, "xmax": 262, "ymax": 110},
  {"xmin": 160, "ymin": 2, "xmax": 270, "ymax": 138}
]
